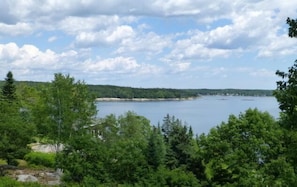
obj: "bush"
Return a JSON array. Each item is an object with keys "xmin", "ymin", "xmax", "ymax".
[
  {"xmin": 143, "ymin": 167, "xmax": 201, "ymax": 186},
  {"xmin": 24, "ymin": 152, "xmax": 55, "ymax": 168}
]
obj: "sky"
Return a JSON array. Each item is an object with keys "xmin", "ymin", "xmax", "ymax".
[{"xmin": 1, "ymin": 0, "xmax": 297, "ymax": 89}]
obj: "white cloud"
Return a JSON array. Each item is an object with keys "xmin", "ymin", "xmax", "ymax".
[
  {"xmin": 0, "ymin": 43, "xmax": 160, "ymax": 83},
  {"xmin": 116, "ymin": 32, "xmax": 172, "ymax": 55},
  {"xmin": 84, "ymin": 57, "xmax": 139, "ymax": 72},
  {"xmin": 258, "ymin": 34, "xmax": 297, "ymax": 57},
  {"xmin": 74, "ymin": 25, "xmax": 135, "ymax": 47},
  {"xmin": 167, "ymin": 38, "xmax": 231, "ymax": 61},
  {"xmin": 48, "ymin": 36, "xmax": 57, "ymax": 42},
  {"xmin": 0, "ymin": 43, "xmax": 58, "ymax": 69},
  {"xmin": 58, "ymin": 15, "xmax": 136, "ymax": 35},
  {"xmin": 0, "ymin": 0, "xmax": 297, "ymax": 88},
  {"xmin": 0, "ymin": 22, "xmax": 32, "ymax": 36},
  {"xmin": 83, "ymin": 56, "xmax": 161, "ymax": 75},
  {"xmin": 170, "ymin": 62, "xmax": 191, "ymax": 73}
]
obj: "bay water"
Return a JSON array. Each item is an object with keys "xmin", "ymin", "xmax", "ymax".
[{"xmin": 96, "ymin": 96, "xmax": 279, "ymax": 135}]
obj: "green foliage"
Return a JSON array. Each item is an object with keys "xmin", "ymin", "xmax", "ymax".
[
  {"xmin": 144, "ymin": 167, "xmax": 201, "ymax": 187},
  {"xmin": 162, "ymin": 114, "xmax": 195, "ymax": 169},
  {"xmin": 0, "ymin": 80, "xmax": 273, "ymax": 98},
  {"xmin": 274, "ymin": 60, "xmax": 297, "ymax": 130},
  {"xmin": 0, "ymin": 177, "xmax": 42, "ymax": 187},
  {"xmin": 195, "ymin": 88, "xmax": 273, "ymax": 96},
  {"xmin": 0, "ymin": 94, "xmax": 34, "ymax": 165},
  {"xmin": 59, "ymin": 112, "xmax": 155, "ymax": 185},
  {"xmin": 197, "ymin": 109, "xmax": 293, "ymax": 186},
  {"xmin": 58, "ymin": 134, "xmax": 109, "ymax": 184},
  {"xmin": 24, "ymin": 152, "xmax": 56, "ymax": 168},
  {"xmin": 0, "ymin": 70, "xmax": 290, "ymax": 185},
  {"xmin": 146, "ymin": 126, "xmax": 166, "ymax": 170},
  {"xmin": 104, "ymin": 112, "xmax": 151, "ymax": 184},
  {"xmin": 287, "ymin": 17, "xmax": 297, "ymax": 38},
  {"xmin": 274, "ymin": 19, "xmax": 297, "ymax": 176},
  {"xmin": 33, "ymin": 73, "xmax": 97, "ymax": 144},
  {"xmin": 1, "ymin": 71, "xmax": 16, "ymax": 101},
  {"xmin": 88, "ymin": 85, "xmax": 199, "ymax": 99}
]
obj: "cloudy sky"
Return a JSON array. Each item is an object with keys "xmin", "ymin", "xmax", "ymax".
[{"xmin": 0, "ymin": 0, "xmax": 297, "ymax": 89}]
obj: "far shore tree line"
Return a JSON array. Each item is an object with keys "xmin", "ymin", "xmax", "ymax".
[
  {"xmin": 0, "ymin": 80, "xmax": 273, "ymax": 99},
  {"xmin": 1, "ymin": 17, "xmax": 297, "ymax": 186}
]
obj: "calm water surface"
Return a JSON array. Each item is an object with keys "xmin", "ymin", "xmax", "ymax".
[{"xmin": 96, "ymin": 96, "xmax": 279, "ymax": 135}]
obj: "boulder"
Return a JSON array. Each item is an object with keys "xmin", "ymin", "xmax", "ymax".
[{"xmin": 17, "ymin": 174, "xmax": 38, "ymax": 182}]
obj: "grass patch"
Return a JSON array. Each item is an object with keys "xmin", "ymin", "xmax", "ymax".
[
  {"xmin": 24, "ymin": 152, "xmax": 56, "ymax": 168},
  {"xmin": 0, "ymin": 159, "xmax": 7, "ymax": 165},
  {"xmin": 0, "ymin": 176, "xmax": 42, "ymax": 187},
  {"xmin": 16, "ymin": 159, "xmax": 28, "ymax": 167}
]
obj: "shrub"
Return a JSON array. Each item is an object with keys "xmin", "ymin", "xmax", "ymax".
[{"xmin": 24, "ymin": 152, "xmax": 56, "ymax": 168}]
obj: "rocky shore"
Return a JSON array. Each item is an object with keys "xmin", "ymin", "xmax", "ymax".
[{"xmin": 95, "ymin": 97, "xmax": 197, "ymax": 102}]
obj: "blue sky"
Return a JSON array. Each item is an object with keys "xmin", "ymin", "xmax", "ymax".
[{"xmin": 1, "ymin": 0, "xmax": 297, "ymax": 89}]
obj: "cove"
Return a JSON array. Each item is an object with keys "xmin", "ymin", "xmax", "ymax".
[{"xmin": 96, "ymin": 96, "xmax": 279, "ymax": 135}]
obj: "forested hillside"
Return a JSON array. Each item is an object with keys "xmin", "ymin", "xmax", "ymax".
[{"xmin": 0, "ymin": 81, "xmax": 273, "ymax": 99}]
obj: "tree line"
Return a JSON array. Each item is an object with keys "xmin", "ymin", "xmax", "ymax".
[
  {"xmin": 0, "ymin": 81, "xmax": 273, "ymax": 99},
  {"xmin": 0, "ymin": 17, "xmax": 297, "ymax": 186}
]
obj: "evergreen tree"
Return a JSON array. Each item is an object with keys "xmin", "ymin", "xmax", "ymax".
[
  {"xmin": 2, "ymin": 71, "xmax": 16, "ymax": 101},
  {"xmin": 146, "ymin": 126, "xmax": 166, "ymax": 170},
  {"xmin": 161, "ymin": 115, "xmax": 194, "ymax": 169},
  {"xmin": 0, "ymin": 72, "xmax": 34, "ymax": 165}
]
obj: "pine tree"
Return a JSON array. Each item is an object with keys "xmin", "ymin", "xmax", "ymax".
[
  {"xmin": 147, "ymin": 126, "xmax": 166, "ymax": 170},
  {"xmin": 2, "ymin": 71, "xmax": 16, "ymax": 101}
]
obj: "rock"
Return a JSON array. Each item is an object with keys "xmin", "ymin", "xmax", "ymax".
[
  {"xmin": 30, "ymin": 143, "xmax": 60, "ymax": 153},
  {"xmin": 38, "ymin": 172, "xmax": 45, "ymax": 177},
  {"xmin": 47, "ymin": 180, "xmax": 61, "ymax": 186},
  {"xmin": 17, "ymin": 174, "xmax": 38, "ymax": 182}
]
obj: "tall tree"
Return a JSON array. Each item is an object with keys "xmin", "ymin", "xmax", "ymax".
[
  {"xmin": 0, "ymin": 72, "xmax": 34, "ymax": 165},
  {"xmin": 274, "ymin": 18, "xmax": 297, "ymax": 174},
  {"xmin": 197, "ymin": 109, "xmax": 292, "ymax": 186},
  {"xmin": 34, "ymin": 73, "xmax": 97, "ymax": 144},
  {"xmin": 2, "ymin": 71, "xmax": 16, "ymax": 101},
  {"xmin": 161, "ymin": 114, "xmax": 194, "ymax": 169},
  {"xmin": 146, "ymin": 126, "xmax": 166, "ymax": 170},
  {"xmin": 107, "ymin": 112, "xmax": 151, "ymax": 184}
]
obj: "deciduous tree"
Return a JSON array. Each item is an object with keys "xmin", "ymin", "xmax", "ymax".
[{"xmin": 197, "ymin": 109, "xmax": 292, "ymax": 186}]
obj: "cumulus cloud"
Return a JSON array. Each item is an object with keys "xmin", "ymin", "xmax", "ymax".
[
  {"xmin": 0, "ymin": 43, "xmax": 160, "ymax": 83},
  {"xmin": 0, "ymin": 43, "xmax": 58, "ymax": 70},
  {"xmin": 74, "ymin": 25, "xmax": 135, "ymax": 47},
  {"xmin": 0, "ymin": 0, "xmax": 296, "ymax": 88},
  {"xmin": 116, "ymin": 32, "xmax": 172, "ymax": 55},
  {"xmin": 0, "ymin": 22, "xmax": 32, "ymax": 36},
  {"xmin": 258, "ymin": 35, "xmax": 297, "ymax": 57},
  {"xmin": 84, "ymin": 57, "xmax": 139, "ymax": 72}
]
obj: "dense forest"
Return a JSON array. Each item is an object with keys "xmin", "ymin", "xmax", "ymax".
[
  {"xmin": 0, "ymin": 81, "xmax": 273, "ymax": 99},
  {"xmin": 1, "ymin": 18, "xmax": 297, "ymax": 186}
]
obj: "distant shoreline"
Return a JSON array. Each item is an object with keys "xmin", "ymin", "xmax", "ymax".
[{"xmin": 95, "ymin": 97, "xmax": 198, "ymax": 102}]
